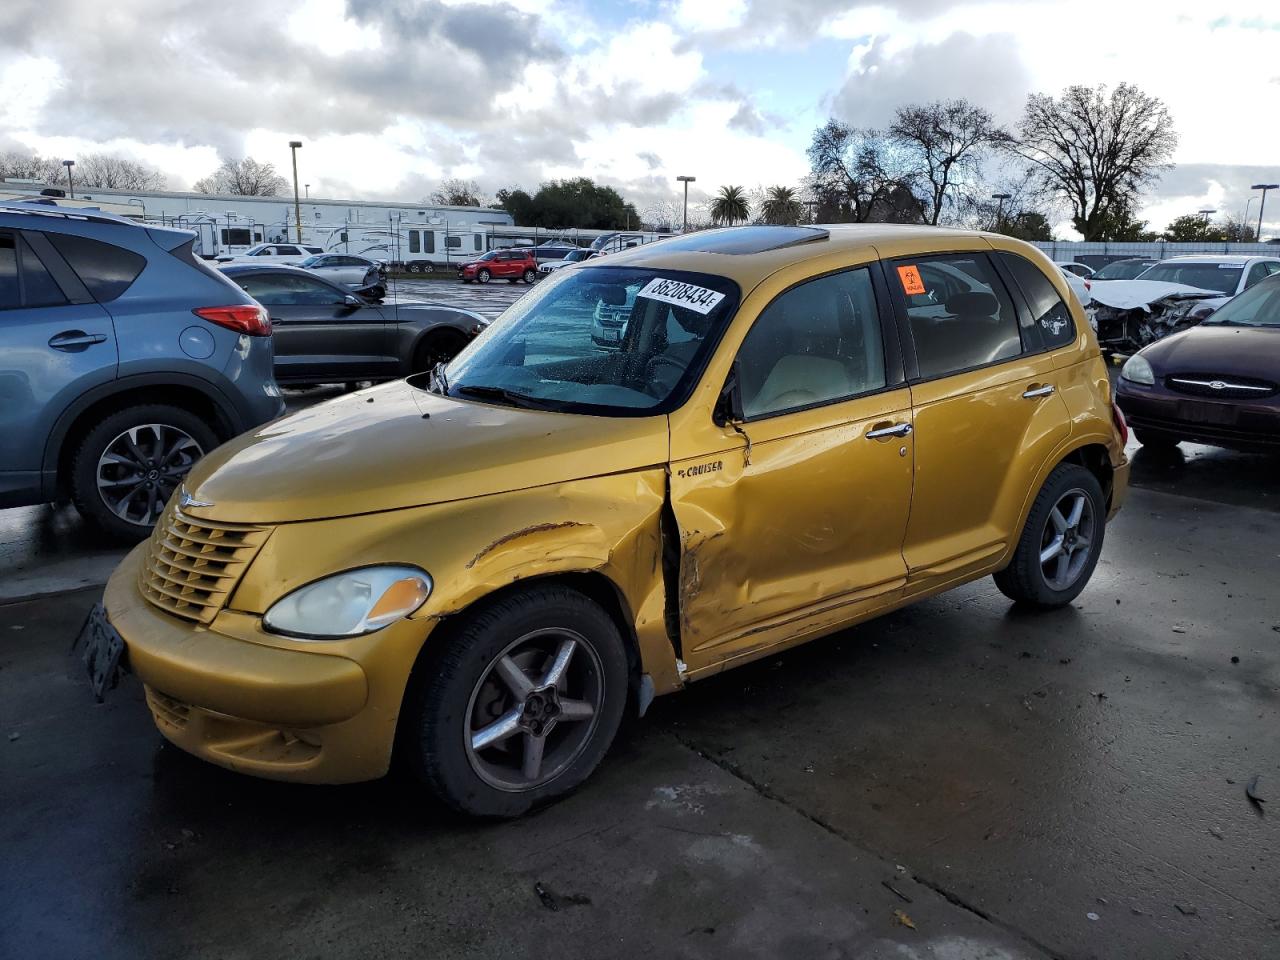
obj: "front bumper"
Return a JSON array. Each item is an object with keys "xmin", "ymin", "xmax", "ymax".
[
  {"xmin": 1117, "ymin": 385, "xmax": 1280, "ymax": 449},
  {"xmin": 104, "ymin": 544, "xmax": 435, "ymax": 784}
]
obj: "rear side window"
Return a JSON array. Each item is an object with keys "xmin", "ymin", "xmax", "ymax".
[
  {"xmin": 45, "ymin": 233, "xmax": 145, "ymax": 302},
  {"xmin": 19, "ymin": 236, "xmax": 68, "ymax": 307},
  {"xmin": 998, "ymin": 252, "xmax": 1075, "ymax": 350},
  {"xmin": 896, "ymin": 254, "xmax": 1021, "ymax": 380}
]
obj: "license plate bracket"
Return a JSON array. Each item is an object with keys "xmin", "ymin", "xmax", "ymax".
[
  {"xmin": 1178, "ymin": 400, "xmax": 1237, "ymax": 425},
  {"xmin": 77, "ymin": 603, "xmax": 128, "ymax": 702}
]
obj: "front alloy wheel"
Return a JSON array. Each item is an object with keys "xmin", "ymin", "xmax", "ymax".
[{"xmin": 477, "ymin": 268, "xmax": 491, "ymax": 284}]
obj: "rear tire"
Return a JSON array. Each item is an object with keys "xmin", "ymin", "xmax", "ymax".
[
  {"xmin": 71, "ymin": 404, "xmax": 219, "ymax": 540},
  {"xmin": 993, "ymin": 463, "xmax": 1106, "ymax": 609},
  {"xmin": 402, "ymin": 585, "xmax": 629, "ymax": 817}
]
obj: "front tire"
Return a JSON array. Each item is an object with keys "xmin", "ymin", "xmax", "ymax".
[
  {"xmin": 522, "ymin": 268, "xmax": 536, "ymax": 284},
  {"xmin": 477, "ymin": 268, "xmax": 491, "ymax": 284},
  {"xmin": 993, "ymin": 463, "xmax": 1106, "ymax": 608},
  {"xmin": 403, "ymin": 585, "xmax": 629, "ymax": 818},
  {"xmin": 71, "ymin": 404, "xmax": 219, "ymax": 540}
]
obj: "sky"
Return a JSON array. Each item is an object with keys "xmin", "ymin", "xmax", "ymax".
[{"xmin": 1, "ymin": 0, "xmax": 1278, "ymax": 237}]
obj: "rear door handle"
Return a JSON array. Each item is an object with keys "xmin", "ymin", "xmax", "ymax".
[
  {"xmin": 1022, "ymin": 384, "xmax": 1055, "ymax": 399},
  {"xmin": 48, "ymin": 331, "xmax": 108, "ymax": 350},
  {"xmin": 866, "ymin": 422, "xmax": 913, "ymax": 439}
]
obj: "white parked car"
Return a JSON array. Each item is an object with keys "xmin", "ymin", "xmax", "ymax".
[
  {"xmin": 537, "ymin": 249, "xmax": 594, "ymax": 275},
  {"xmin": 299, "ymin": 253, "xmax": 385, "ymax": 289},
  {"xmin": 216, "ymin": 242, "xmax": 324, "ymax": 265},
  {"xmin": 1055, "ymin": 260, "xmax": 1094, "ymax": 279},
  {"xmin": 1132, "ymin": 255, "xmax": 1280, "ymax": 307},
  {"xmin": 1058, "ymin": 266, "xmax": 1092, "ymax": 307}
]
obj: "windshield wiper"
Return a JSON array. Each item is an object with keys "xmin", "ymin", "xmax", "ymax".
[{"xmin": 453, "ymin": 384, "xmax": 559, "ymax": 410}]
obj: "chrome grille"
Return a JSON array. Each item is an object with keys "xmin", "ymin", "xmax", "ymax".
[
  {"xmin": 1165, "ymin": 374, "xmax": 1277, "ymax": 399},
  {"xmin": 139, "ymin": 505, "xmax": 270, "ymax": 623}
]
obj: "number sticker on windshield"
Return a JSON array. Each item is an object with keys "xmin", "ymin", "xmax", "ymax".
[{"xmin": 637, "ymin": 278, "xmax": 726, "ymax": 314}]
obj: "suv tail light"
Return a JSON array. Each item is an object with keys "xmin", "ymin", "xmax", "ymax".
[
  {"xmin": 1111, "ymin": 401, "xmax": 1129, "ymax": 446},
  {"xmin": 193, "ymin": 305, "xmax": 271, "ymax": 336}
]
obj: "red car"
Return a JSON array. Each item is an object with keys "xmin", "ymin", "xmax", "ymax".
[{"xmin": 458, "ymin": 248, "xmax": 538, "ymax": 284}]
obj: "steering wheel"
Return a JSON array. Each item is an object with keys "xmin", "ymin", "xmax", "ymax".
[{"xmin": 642, "ymin": 354, "xmax": 687, "ymax": 398}]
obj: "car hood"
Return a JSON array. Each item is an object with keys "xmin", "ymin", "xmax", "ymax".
[
  {"xmin": 181, "ymin": 380, "xmax": 669, "ymax": 524},
  {"xmin": 1089, "ymin": 279, "xmax": 1222, "ymax": 311},
  {"xmin": 1142, "ymin": 323, "xmax": 1280, "ymax": 375}
]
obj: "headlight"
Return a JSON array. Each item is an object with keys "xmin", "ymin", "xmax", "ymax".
[
  {"xmin": 1120, "ymin": 354, "xmax": 1155, "ymax": 385},
  {"xmin": 263, "ymin": 565, "xmax": 432, "ymax": 639}
]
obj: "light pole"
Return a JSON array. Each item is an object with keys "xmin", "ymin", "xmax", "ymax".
[
  {"xmin": 676, "ymin": 175, "xmax": 696, "ymax": 232},
  {"xmin": 305, "ymin": 183, "xmax": 310, "ymax": 198},
  {"xmin": 288, "ymin": 140, "xmax": 303, "ymax": 244},
  {"xmin": 1251, "ymin": 183, "xmax": 1278, "ymax": 242},
  {"xmin": 991, "ymin": 192, "xmax": 1012, "ymax": 232},
  {"xmin": 62, "ymin": 159, "xmax": 76, "ymax": 199},
  {"xmin": 1244, "ymin": 197, "xmax": 1256, "ymax": 237}
]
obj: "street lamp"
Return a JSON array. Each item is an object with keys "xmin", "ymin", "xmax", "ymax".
[
  {"xmin": 676, "ymin": 175, "xmax": 696, "ymax": 232},
  {"xmin": 288, "ymin": 140, "xmax": 303, "ymax": 244},
  {"xmin": 1244, "ymin": 197, "xmax": 1256, "ymax": 232},
  {"xmin": 304, "ymin": 183, "xmax": 310, "ymax": 198},
  {"xmin": 1197, "ymin": 208, "xmax": 1216, "ymax": 218},
  {"xmin": 991, "ymin": 193, "xmax": 1012, "ymax": 231},
  {"xmin": 62, "ymin": 159, "xmax": 75, "ymax": 199},
  {"xmin": 1251, "ymin": 183, "xmax": 1279, "ymax": 242}
]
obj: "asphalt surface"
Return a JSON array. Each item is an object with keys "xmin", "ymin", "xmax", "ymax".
[{"xmin": 2, "ymin": 282, "xmax": 1278, "ymax": 958}]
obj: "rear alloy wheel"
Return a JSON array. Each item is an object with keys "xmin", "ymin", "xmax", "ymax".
[
  {"xmin": 522, "ymin": 268, "xmax": 536, "ymax": 283},
  {"xmin": 994, "ymin": 463, "xmax": 1105, "ymax": 608},
  {"xmin": 404, "ymin": 585, "xmax": 628, "ymax": 817},
  {"xmin": 71, "ymin": 404, "xmax": 219, "ymax": 539},
  {"xmin": 477, "ymin": 268, "xmax": 491, "ymax": 284}
]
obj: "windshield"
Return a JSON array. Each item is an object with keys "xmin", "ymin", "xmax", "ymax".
[
  {"xmin": 566, "ymin": 250, "xmax": 590, "ymax": 262},
  {"xmin": 1093, "ymin": 260, "xmax": 1154, "ymax": 281},
  {"xmin": 1201, "ymin": 276, "xmax": 1280, "ymax": 327},
  {"xmin": 1139, "ymin": 262, "xmax": 1242, "ymax": 294},
  {"xmin": 300, "ymin": 255, "xmax": 323, "ymax": 267},
  {"xmin": 434, "ymin": 266, "xmax": 740, "ymax": 416}
]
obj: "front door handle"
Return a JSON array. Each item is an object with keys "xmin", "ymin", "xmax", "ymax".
[
  {"xmin": 1022, "ymin": 384, "xmax": 1056, "ymax": 399},
  {"xmin": 866, "ymin": 422, "xmax": 913, "ymax": 440},
  {"xmin": 48, "ymin": 331, "xmax": 109, "ymax": 350}
]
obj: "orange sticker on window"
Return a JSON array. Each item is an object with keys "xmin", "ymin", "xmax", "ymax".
[{"xmin": 897, "ymin": 264, "xmax": 926, "ymax": 296}]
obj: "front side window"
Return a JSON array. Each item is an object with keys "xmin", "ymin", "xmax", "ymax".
[
  {"xmin": 235, "ymin": 273, "xmax": 346, "ymax": 306},
  {"xmin": 1246, "ymin": 262, "xmax": 1271, "ymax": 289},
  {"xmin": 736, "ymin": 268, "xmax": 886, "ymax": 420},
  {"xmin": 44, "ymin": 232, "xmax": 145, "ymax": 302},
  {"xmin": 439, "ymin": 266, "xmax": 740, "ymax": 416},
  {"xmin": 896, "ymin": 254, "xmax": 1021, "ymax": 379},
  {"xmin": 999, "ymin": 252, "xmax": 1075, "ymax": 350}
]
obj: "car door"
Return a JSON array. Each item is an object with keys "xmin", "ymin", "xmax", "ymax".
[
  {"xmin": 669, "ymin": 264, "xmax": 915, "ymax": 670},
  {"xmin": 887, "ymin": 249, "xmax": 1072, "ymax": 590},
  {"xmin": 234, "ymin": 271, "xmax": 391, "ymax": 383},
  {"xmin": 0, "ymin": 230, "xmax": 116, "ymax": 499}
]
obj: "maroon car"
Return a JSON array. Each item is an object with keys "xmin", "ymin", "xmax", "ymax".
[{"xmin": 1116, "ymin": 274, "xmax": 1280, "ymax": 451}]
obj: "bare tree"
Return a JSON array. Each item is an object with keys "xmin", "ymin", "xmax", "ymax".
[
  {"xmin": 193, "ymin": 157, "xmax": 289, "ymax": 196},
  {"xmin": 806, "ymin": 121, "xmax": 922, "ymax": 223},
  {"xmin": 0, "ymin": 150, "xmax": 69, "ymax": 185},
  {"xmin": 1014, "ymin": 83, "xmax": 1177, "ymax": 241},
  {"xmin": 429, "ymin": 178, "xmax": 486, "ymax": 207},
  {"xmin": 76, "ymin": 153, "xmax": 167, "ymax": 191},
  {"xmin": 1221, "ymin": 217, "xmax": 1258, "ymax": 243},
  {"xmin": 889, "ymin": 100, "xmax": 1009, "ymax": 225}
]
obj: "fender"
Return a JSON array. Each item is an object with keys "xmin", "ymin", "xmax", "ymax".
[{"xmin": 41, "ymin": 371, "xmax": 245, "ymax": 498}]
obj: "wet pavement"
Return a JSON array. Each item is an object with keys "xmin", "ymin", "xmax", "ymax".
[{"xmin": 2, "ymin": 485, "xmax": 1277, "ymax": 959}]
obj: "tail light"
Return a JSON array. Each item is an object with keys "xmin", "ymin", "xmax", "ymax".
[
  {"xmin": 1084, "ymin": 279, "xmax": 1092, "ymax": 291},
  {"xmin": 1111, "ymin": 401, "xmax": 1129, "ymax": 445},
  {"xmin": 193, "ymin": 305, "xmax": 271, "ymax": 336}
]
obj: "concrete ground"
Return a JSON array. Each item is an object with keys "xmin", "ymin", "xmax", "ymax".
[{"xmin": 2, "ymin": 282, "xmax": 1278, "ymax": 957}]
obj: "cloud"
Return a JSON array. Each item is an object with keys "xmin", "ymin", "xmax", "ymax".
[{"xmin": 829, "ymin": 31, "xmax": 1032, "ymax": 129}]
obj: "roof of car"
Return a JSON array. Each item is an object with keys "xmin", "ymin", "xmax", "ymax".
[
  {"xmin": 1158, "ymin": 254, "xmax": 1276, "ymax": 264},
  {"xmin": 220, "ymin": 262, "xmax": 321, "ymax": 276},
  {"xmin": 595, "ymin": 224, "xmax": 1013, "ymax": 288}
]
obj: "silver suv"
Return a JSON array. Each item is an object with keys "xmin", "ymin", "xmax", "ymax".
[{"xmin": 0, "ymin": 202, "xmax": 284, "ymax": 538}]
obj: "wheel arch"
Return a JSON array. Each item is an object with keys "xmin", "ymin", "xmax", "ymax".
[{"xmin": 42, "ymin": 375, "xmax": 241, "ymax": 500}]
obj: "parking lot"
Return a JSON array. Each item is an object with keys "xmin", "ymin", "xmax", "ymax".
[{"xmin": 2, "ymin": 279, "xmax": 1278, "ymax": 960}]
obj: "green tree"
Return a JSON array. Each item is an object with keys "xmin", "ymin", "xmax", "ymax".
[
  {"xmin": 496, "ymin": 179, "xmax": 637, "ymax": 229},
  {"xmin": 998, "ymin": 211, "xmax": 1054, "ymax": 242},
  {"xmin": 760, "ymin": 185, "xmax": 802, "ymax": 225},
  {"xmin": 495, "ymin": 186, "xmax": 535, "ymax": 224},
  {"xmin": 1162, "ymin": 214, "xmax": 1228, "ymax": 243},
  {"xmin": 710, "ymin": 185, "xmax": 750, "ymax": 225}
]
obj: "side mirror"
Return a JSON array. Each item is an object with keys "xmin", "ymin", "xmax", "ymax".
[
  {"xmin": 343, "ymin": 294, "xmax": 362, "ymax": 308},
  {"xmin": 713, "ymin": 363, "xmax": 745, "ymax": 427}
]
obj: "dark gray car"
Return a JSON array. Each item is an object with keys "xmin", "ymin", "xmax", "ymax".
[
  {"xmin": 0, "ymin": 202, "xmax": 283, "ymax": 537},
  {"xmin": 222, "ymin": 264, "xmax": 486, "ymax": 385}
]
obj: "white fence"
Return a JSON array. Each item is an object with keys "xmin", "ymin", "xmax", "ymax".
[{"xmin": 1032, "ymin": 240, "xmax": 1279, "ymax": 264}]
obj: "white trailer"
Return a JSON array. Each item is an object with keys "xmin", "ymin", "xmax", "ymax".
[{"xmin": 318, "ymin": 222, "xmax": 489, "ymax": 271}]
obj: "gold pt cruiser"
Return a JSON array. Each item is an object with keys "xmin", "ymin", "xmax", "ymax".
[{"xmin": 88, "ymin": 225, "xmax": 1129, "ymax": 817}]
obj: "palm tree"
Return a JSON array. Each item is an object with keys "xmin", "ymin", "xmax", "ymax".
[
  {"xmin": 761, "ymin": 186, "xmax": 802, "ymax": 225},
  {"xmin": 710, "ymin": 185, "xmax": 750, "ymax": 226}
]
